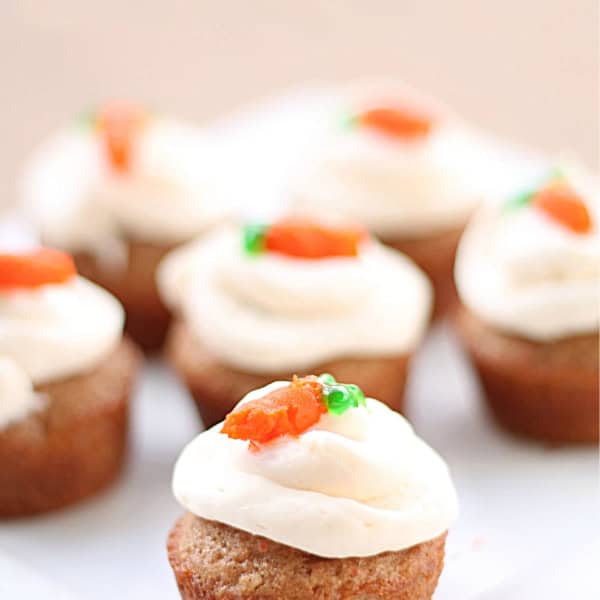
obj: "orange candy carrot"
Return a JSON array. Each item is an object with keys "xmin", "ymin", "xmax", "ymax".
[
  {"xmin": 221, "ymin": 376, "xmax": 327, "ymax": 444},
  {"xmin": 0, "ymin": 248, "xmax": 76, "ymax": 290},
  {"xmin": 358, "ymin": 106, "xmax": 433, "ymax": 140},
  {"xmin": 96, "ymin": 101, "xmax": 146, "ymax": 174},
  {"xmin": 264, "ymin": 218, "xmax": 368, "ymax": 259},
  {"xmin": 533, "ymin": 183, "xmax": 591, "ymax": 234}
]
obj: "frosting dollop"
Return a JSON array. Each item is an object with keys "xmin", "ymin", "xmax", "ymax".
[
  {"xmin": 455, "ymin": 163, "xmax": 600, "ymax": 340},
  {"xmin": 158, "ymin": 227, "xmax": 431, "ymax": 373},
  {"xmin": 0, "ymin": 357, "xmax": 44, "ymax": 430},
  {"xmin": 173, "ymin": 381, "xmax": 458, "ymax": 558},
  {"xmin": 292, "ymin": 83, "xmax": 482, "ymax": 237},
  {"xmin": 22, "ymin": 116, "xmax": 233, "ymax": 263},
  {"xmin": 0, "ymin": 277, "xmax": 124, "ymax": 384}
]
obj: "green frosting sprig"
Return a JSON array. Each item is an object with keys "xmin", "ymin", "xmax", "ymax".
[
  {"xmin": 78, "ymin": 109, "xmax": 98, "ymax": 129},
  {"xmin": 318, "ymin": 373, "xmax": 366, "ymax": 415},
  {"xmin": 339, "ymin": 113, "xmax": 360, "ymax": 131},
  {"xmin": 503, "ymin": 168, "xmax": 565, "ymax": 213},
  {"xmin": 242, "ymin": 224, "xmax": 267, "ymax": 255}
]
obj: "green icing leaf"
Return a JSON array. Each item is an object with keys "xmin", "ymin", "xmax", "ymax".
[
  {"xmin": 318, "ymin": 374, "xmax": 366, "ymax": 415},
  {"xmin": 504, "ymin": 167, "xmax": 566, "ymax": 214},
  {"xmin": 346, "ymin": 383, "xmax": 366, "ymax": 407},
  {"xmin": 504, "ymin": 189, "xmax": 534, "ymax": 212},
  {"xmin": 325, "ymin": 386, "xmax": 352, "ymax": 415},
  {"xmin": 340, "ymin": 113, "xmax": 359, "ymax": 131},
  {"xmin": 78, "ymin": 109, "xmax": 97, "ymax": 129},
  {"xmin": 318, "ymin": 373, "xmax": 336, "ymax": 386},
  {"xmin": 242, "ymin": 224, "xmax": 267, "ymax": 255}
]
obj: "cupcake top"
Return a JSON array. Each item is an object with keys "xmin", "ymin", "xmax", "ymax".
[
  {"xmin": 22, "ymin": 101, "xmax": 232, "ymax": 264},
  {"xmin": 158, "ymin": 217, "xmax": 432, "ymax": 373},
  {"xmin": 455, "ymin": 162, "xmax": 599, "ymax": 341},
  {"xmin": 0, "ymin": 246, "xmax": 124, "ymax": 429},
  {"xmin": 173, "ymin": 375, "xmax": 458, "ymax": 558},
  {"xmin": 292, "ymin": 82, "xmax": 482, "ymax": 238}
]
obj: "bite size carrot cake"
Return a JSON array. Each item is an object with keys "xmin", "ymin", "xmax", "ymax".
[
  {"xmin": 0, "ymin": 246, "xmax": 139, "ymax": 516},
  {"xmin": 455, "ymin": 162, "xmax": 599, "ymax": 443},
  {"xmin": 22, "ymin": 102, "xmax": 233, "ymax": 349},
  {"xmin": 292, "ymin": 81, "xmax": 483, "ymax": 317},
  {"xmin": 158, "ymin": 216, "xmax": 432, "ymax": 427},
  {"xmin": 167, "ymin": 375, "xmax": 458, "ymax": 599}
]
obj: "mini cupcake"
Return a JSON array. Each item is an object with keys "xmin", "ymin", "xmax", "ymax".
[
  {"xmin": 158, "ymin": 217, "xmax": 432, "ymax": 427},
  {"xmin": 167, "ymin": 375, "xmax": 458, "ymax": 599},
  {"xmin": 22, "ymin": 102, "xmax": 233, "ymax": 350},
  {"xmin": 292, "ymin": 82, "xmax": 482, "ymax": 317},
  {"xmin": 0, "ymin": 246, "xmax": 139, "ymax": 516},
  {"xmin": 455, "ymin": 163, "xmax": 599, "ymax": 443}
]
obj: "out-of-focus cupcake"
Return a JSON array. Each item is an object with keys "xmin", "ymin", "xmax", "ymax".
[
  {"xmin": 167, "ymin": 375, "xmax": 458, "ymax": 599},
  {"xmin": 0, "ymin": 244, "xmax": 139, "ymax": 516},
  {"xmin": 455, "ymin": 162, "xmax": 599, "ymax": 444},
  {"xmin": 292, "ymin": 82, "xmax": 482, "ymax": 317},
  {"xmin": 158, "ymin": 217, "xmax": 432, "ymax": 427},
  {"xmin": 22, "ymin": 102, "xmax": 233, "ymax": 350}
]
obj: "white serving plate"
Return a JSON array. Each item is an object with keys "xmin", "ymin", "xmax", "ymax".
[{"xmin": 0, "ymin": 88, "xmax": 597, "ymax": 599}]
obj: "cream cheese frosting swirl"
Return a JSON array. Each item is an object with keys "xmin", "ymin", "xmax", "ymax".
[
  {"xmin": 292, "ymin": 83, "xmax": 482, "ymax": 237},
  {"xmin": 22, "ymin": 115, "xmax": 232, "ymax": 264},
  {"xmin": 0, "ymin": 277, "xmax": 124, "ymax": 384},
  {"xmin": 158, "ymin": 226, "xmax": 432, "ymax": 373},
  {"xmin": 0, "ymin": 357, "xmax": 45, "ymax": 431},
  {"xmin": 456, "ymin": 163, "xmax": 600, "ymax": 340},
  {"xmin": 173, "ymin": 381, "xmax": 459, "ymax": 558}
]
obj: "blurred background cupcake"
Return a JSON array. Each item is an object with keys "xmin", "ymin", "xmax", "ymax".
[
  {"xmin": 454, "ymin": 161, "xmax": 599, "ymax": 443},
  {"xmin": 158, "ymin": 217, "xmax": 432, "ymax": 426},
  {"xmin": 291, "ymin": 81, "xmax": 484, "ymax": 317},
  {"xmin": 0, "ymin": 232, "xmax": 139, "ymax": 516},
  {"xmin": 21, "ymin": 102, "xmax": 234, "ymax": 350}
]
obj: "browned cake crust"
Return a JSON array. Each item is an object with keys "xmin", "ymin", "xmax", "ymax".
[
  {"xmin": 382, "ymin": 225, "xmax": 464, "ymax": 319},
  {"xmin": 166, "ymin": 320, "xmax": 411, "ymax": 428},
  {"xmin": 74, "ymin": 240, "xmax": 175, "ymax": 351},
  {"xmin": 455, "ymin": 306, "xmax": 599, "ymax": 444},
  {"xmin": 167, "ymin": 513, "xmax": 447, "ymax": 600},
  {"xmin": 0, "ymin": 338, "xmax": 140, "ymax": 517}
]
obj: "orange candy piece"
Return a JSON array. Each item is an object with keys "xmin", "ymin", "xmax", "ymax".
[
  {"xmin": 0, "ymin": 248, "xmax": 76, "ymax": 290},
  {"xmin": 96, "ymin": 101, "xmax": 146, "ymax": 174},
  {"xmin": 533, "ymin": 182, "xmax": 591, "ymax": 234},
  {"xmin": 221, "ymin": 376, "xmax": 327, "ymax": 445},
  {"xmin": 264, "ymin": 218, "xmax": 368, "ymax": 259},
  {"xmin": 359, "ymin": 106, "xmax": 433, "ymax": 140}
]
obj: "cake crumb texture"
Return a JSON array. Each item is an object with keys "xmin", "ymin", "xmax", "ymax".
[
  {"xmin": 0, "ymin": 338, "xmax": 140, "ymax": 517},
  {"xmin": 167, "ymin": 513, "xmax": 446, "ymax": 599}
]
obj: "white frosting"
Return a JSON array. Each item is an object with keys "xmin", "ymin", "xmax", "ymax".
[
  {"xmin": 22, "ymin": 117, "xmax": 233, "ymax": 264},
  {"xmin": 158, "ymin": 227, "xmax": 432, "ymax": 373},
  {"xmin": 292, "ymin": 85, "xmax": 482, "ymax": 237},
  {"xmin": 0, "ymin": 216, "xmax": 39, "ymax": 252},
  {"xmin": 456, "ymin": 165, "xmax": 600, "ymax": 340},
  {"xmin": 0, "ymin": 357, "xmax": 45, "ymax": 431},
  {"xmin": 0, "ymin": 277, "xmax": 124, "ymax": 384},
  {"xmin": 173, "ymin": 381, "xmax": 458, "ymax": 558}
]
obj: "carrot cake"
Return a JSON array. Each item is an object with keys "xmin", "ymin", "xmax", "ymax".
[
  {"xmin": 159, "ymin": 217, "xmax": 432, "ymax": 426},
  {"xmin": 292, "ymin": 81, "xmax": 483, "ymax": 317},
  {"xmin": 0, "ymin": 246, "xmax": 139, "ymax": 516},
  {"xmin": 167, "ymin": 375, "xmax": 458, "ymax": 599},
  {"xmin": 22, "ymin": 102, "xmax": 233, "ymax": 349},
  {"xmin": 455, "ymin": 162, "xmax": 599, "ymax": 443}
]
